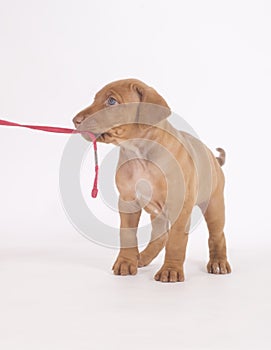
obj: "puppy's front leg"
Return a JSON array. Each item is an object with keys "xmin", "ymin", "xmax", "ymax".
[
  {"xmin": 112, "ymin": 209, "xmax": 141, "ymax": 276},
  {"xmin": 154, "ymin": 204, "xmax": 193, "ymax": 283}
]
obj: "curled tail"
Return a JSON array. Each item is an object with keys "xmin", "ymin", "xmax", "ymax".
[{"xmin": 216, "ymin": 147, "xmax": 226, "ymax": 166}]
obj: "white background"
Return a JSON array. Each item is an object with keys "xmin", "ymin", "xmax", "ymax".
[{"xmin": 0, "ymin": 1, "xmax": 271, "ymax": 349}]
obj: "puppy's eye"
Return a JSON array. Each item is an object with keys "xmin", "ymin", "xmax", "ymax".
[{"xmin": 107, "ymin": 97, "xmax": 118, "ymax": 106}]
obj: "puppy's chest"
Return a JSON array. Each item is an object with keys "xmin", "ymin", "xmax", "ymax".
[
  {"xmin": 117, "ymin": 158, "xmax": 162, "ymax": 181},
  {"xmin": 116, "ymin": 159, "xmax": 167, "ymax": 198}
]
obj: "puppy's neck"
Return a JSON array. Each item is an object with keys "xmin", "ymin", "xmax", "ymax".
[{"xmin": 119, "ymin": 120, "xmax": 178, "ymax": 160}]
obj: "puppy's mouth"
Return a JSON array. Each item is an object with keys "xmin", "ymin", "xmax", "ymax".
[
  {"xmin": 96, "ymin": 133, "xmax": 105, "ymax": 141},
  {"xmin": 96, "ymin": 132, "xmax": 112, "ymax": 143},
  {"xmin": 75, "ymin": 124, "xmax": 105, "ymax": 141},
  {"xmin": 74, "ymin": 120, "xmax": 113, "ymax": 143}
]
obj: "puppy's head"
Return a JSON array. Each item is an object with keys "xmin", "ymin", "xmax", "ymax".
[{"xmin": 73, "ymin": 79, "xmax": 171, "ymax": 143}]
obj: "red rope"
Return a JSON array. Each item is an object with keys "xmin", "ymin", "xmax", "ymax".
[{"xmin": 0, "ymin": 119, "xmax": 99, "ymax": 198}]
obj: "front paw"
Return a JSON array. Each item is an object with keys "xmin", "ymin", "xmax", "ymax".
[
  {"xmin": 207, "ymin": 259, "xmax": 231, "ymax": 274},
  {"xmin": 154, "ymin": 263, "xmax": 184, "ymax": 283},
  {"xmin": 112, "ymin": 255, "xmax": 138, "ymax": 276}
]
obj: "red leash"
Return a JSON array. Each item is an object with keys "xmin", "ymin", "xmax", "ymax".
[{"xmin": 0, "ymin": 119, "xmax": 99, "ymax": 198}]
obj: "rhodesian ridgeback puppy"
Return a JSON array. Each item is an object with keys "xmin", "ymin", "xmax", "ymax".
[{"xmin": 73, "ymin": 79, "xmax": 231, "ymax": 282}]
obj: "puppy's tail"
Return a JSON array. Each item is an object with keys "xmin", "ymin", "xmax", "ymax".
[{"xmin": 216, "ymin": 147, "xmax": 226, "ymax": 166}]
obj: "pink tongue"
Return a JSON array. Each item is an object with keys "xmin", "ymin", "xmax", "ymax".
[{"xmin": 0, "ymin": 119, "xmax": 99, "ymax": 198}]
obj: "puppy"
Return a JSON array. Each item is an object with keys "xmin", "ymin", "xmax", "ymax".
[{"xmin": 73, "ymin": 79, "xmax": 231, "ymax": 282}]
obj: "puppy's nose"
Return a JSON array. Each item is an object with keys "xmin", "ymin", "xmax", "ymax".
[{"xmin": 73, "ymin": 113, "xmax": 85, "ymax": 127}]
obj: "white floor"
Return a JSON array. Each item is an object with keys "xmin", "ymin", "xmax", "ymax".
[{"xmin": 1, "ymin": 225, "xmax": 270, "ymax": 350}]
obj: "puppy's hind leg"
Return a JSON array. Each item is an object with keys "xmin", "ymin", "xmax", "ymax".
[
  {"xmin": 138, "ymin": 213, "xmax": 169, "ymax": 267},
  {"xmin": 202, "ymin": 191, "xmax": 231, "ymax": 274}
]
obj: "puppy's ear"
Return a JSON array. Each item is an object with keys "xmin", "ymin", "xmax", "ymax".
[
  {"xmin": 133, "ymin": 82, "xmax": 171, "ymax": 125},
  {"xmin": 134, "ymin": 84, "xmax": 169, "ymax": 108}
]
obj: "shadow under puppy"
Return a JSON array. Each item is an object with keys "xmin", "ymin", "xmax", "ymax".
[{"xmin": 73, "ymin": 79, "xmax": 231, "ymax": 283}]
